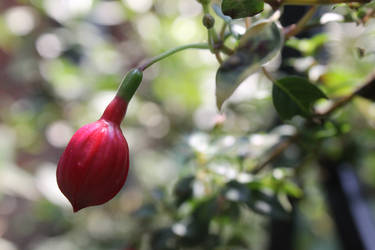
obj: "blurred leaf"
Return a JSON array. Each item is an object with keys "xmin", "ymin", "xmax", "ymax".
[
  {"xmin": 132, "ymin": 203, "xmax": 157, "ymax": 220},
  {"xmin": 272, "ymin": 76, "xmax": 327, "ymax": 120},
  {"xmin": 179, "ymin": 220, "xmax": 211, "ymax": 246},
  {"xmin": 222, "ymin": 0, "xmax": 264, "ymax": 19},
  {"xmin": 246, "ymin": 190, "xmax": 289, "ymax": 219},
  {"xmin": 322, "ymin": 67, "xmax": 364, "ymax": 96},
  {"xmin": 192, "ymin": 198, "xmax": 218, "ymax": 223},
  {"xmin": 216, "ymin": 21, "xmax": 283, "ymax": 109},
  {"xmin": 151, "ymin": 228, "xmax": 177, "ymax": 250},
  {"xmin": 286, "ymin": 34, "xmax": 328, "ymax": 56},
  {"xmin": 222, "ymin": 181, "xmax": 251, "ymax": 203},
  {"xmin": 178, "ymin": 198, "xmax": 218, "ymax": 246},
  {"xmin": 281, "ymin": 181, "xmax": 303, "ymax": 198},
  {"xmin": 173, "ymin": 176, "xmax": 195, "ymax": 206},
  {"xmin": 227, "ymin": 236, "xmax": 248, "ymax": 248}
]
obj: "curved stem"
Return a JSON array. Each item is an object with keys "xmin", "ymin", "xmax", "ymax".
[
  {"xmin": 262, "ymin": 67, "xmax": 276, "ymax": 82},
  {"xmin": 215, "ymin": 52, "xmax": 223, "ymax": 64},
  {"xmin": 137, "ymin": 43, "xmax": 210, "ymax": 71}
]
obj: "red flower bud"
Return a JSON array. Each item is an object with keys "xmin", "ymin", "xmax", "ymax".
[
  {"xmin": 57, "ymin": 97, "xmax": 129, "ymax": 212},
  {"xmin": 56, "ymin": 69, "xmax": 143, "ymax": 212}
]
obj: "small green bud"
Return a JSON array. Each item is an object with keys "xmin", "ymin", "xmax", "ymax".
[
  {"xmin": 202, "ymin": 14, "xmax": 215, "ymax": 29},
  {"xmin": 116, "ymin": 69, "xmax": 143, "ymax": 102}
]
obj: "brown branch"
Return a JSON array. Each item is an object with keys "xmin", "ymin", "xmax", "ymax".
[
  {"xmin": 316, "ymin": 72, "xmax": 375, "ymax": 117},
  {"xmin": 245, "ymin": 17, "xmax": 251, "ymax": 29},
  {"xmin": 285, "ymin": 6, "xmax": 318, "ymax": 40},
  {"xmin": 252, "ymin": 134, "xmax": 299, "ymax": 174},
  {"xmin": 252, "ymin": 73, "xmax": 375, "ymax": 173},
  {"xmin": 215, "ymin": 52, "xmax": 223, "ymax": 64}
]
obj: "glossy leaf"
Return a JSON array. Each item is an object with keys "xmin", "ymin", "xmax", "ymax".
[
  {"xmin": 216, "ymin": 20, "xmax": 283, "ymax": 109},
  {"xmin": 222, "ymin": 0, "xmax": 264, "ymax": 19},
  {"xmin": 272, "ymin": 76, "xmax": 327, "ymax": 120}
]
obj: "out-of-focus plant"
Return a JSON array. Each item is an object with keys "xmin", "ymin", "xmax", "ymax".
[{"xmin": 1, "ymin": 0, "xmax": 375, "ymax": 249}]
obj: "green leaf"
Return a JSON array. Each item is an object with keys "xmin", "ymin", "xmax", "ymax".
[
  {"xmin": 272, "ymin": 76, "xmax": 327, "ymax": 120},
  {"xmin": 286, "ymin": 34, "xmax": 328, "ymax": 56},
  {"xmin": 222, "ymin": 0, "xmax": 264, "ymax": 19},
  {"xmin": 216, "ymin": 21, "xmax": 283, "ymax": 109}
]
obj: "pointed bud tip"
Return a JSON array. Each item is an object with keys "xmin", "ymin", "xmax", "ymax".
[{"xmin": 73, "ymin": 204, "xmax": 85, "ymax": 213}]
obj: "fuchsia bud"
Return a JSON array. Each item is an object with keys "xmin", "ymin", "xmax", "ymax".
[{"xmin": 56, "ymin": 69, "xmax": 143, "ymax": 212}]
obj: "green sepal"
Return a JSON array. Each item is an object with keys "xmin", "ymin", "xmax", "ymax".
[{"xmin": 116, "ymin": 69, "xmax": 143, "ymax": 102}]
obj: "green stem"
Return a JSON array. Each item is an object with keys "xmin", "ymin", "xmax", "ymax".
[
  {"xmin": 203, "ymin": 4, "xmax": 216, "ymax": 52},
  {"xmin": 219, "ymin": 23, "xmax": 227, "ymax": 40},
  {"xmin": 137, "ymin": 43, "xmax": 210, "ymax": 71}
]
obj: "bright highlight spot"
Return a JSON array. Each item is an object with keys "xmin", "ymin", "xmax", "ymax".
[
  {"xmin": 5, "ymin": 7, "xmax": 35, "ymax": 36},
  {"xmin": 46, "ymin": 121, "xmax": 74, "ymax": 148},
  {"xmin": 36, "ymin": 33, "xmax": 63, "ymax": 59},
  {"xmin": 92, "ymin": 1, "xmax": 125, "ymax": 26},
  {"xmin": 124, "ymin": 0, "xmax": 153, "ymax": 13}
]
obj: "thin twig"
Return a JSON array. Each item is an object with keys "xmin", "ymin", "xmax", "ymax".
[
  {"xmin": 220, "ymin": 45, "xmax": 235, "ymax": 55},
  {"xmin": 285, "ymin": 6, "xmax": 318, "ymax": 39},
  {"xmin": 245, "ymin": 17, "xmax": 251, "ymax": 29},
  {"xmin": 262, "ymin": 67, "xmax": 276, "ymax": 82},
  {"xmin": 252, "ymin": 134, "xmax": 299, "ymax": 174},
  {"xmin": 316, "ymin": 72, "xmax": 375, "ymax": 117},
  {"xmin": 215, "ymin": 52, "xmax": 224, "ymax": 64}
]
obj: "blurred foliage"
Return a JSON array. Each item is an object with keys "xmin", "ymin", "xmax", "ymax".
[{"xmin": 0, "ymin": 0, "xmax": 375, "ymax": 250}]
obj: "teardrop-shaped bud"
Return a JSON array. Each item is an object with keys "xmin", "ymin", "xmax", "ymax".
[{"xmin": 57, "ymin": 97, "xmax": 129, "ymax": 212}]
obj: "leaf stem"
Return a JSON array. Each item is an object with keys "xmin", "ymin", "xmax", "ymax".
[
  {"xmin": 262, "ymin": 67, "xmax": 276, "ymax": 82},
  {"xmin": 137, "ymin": 43, "xmax": 210, "ymax": 71},
  {"xmin": 215, "ymin": 52, "xmax": 223, "ymax": 64},
  {"xmin": 245, "ymin": 17, "xmax": 251, "ymax": 29},
  {"xmin": 219, "ymin": 23, "xmax": 227, "ymax": 40}
]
